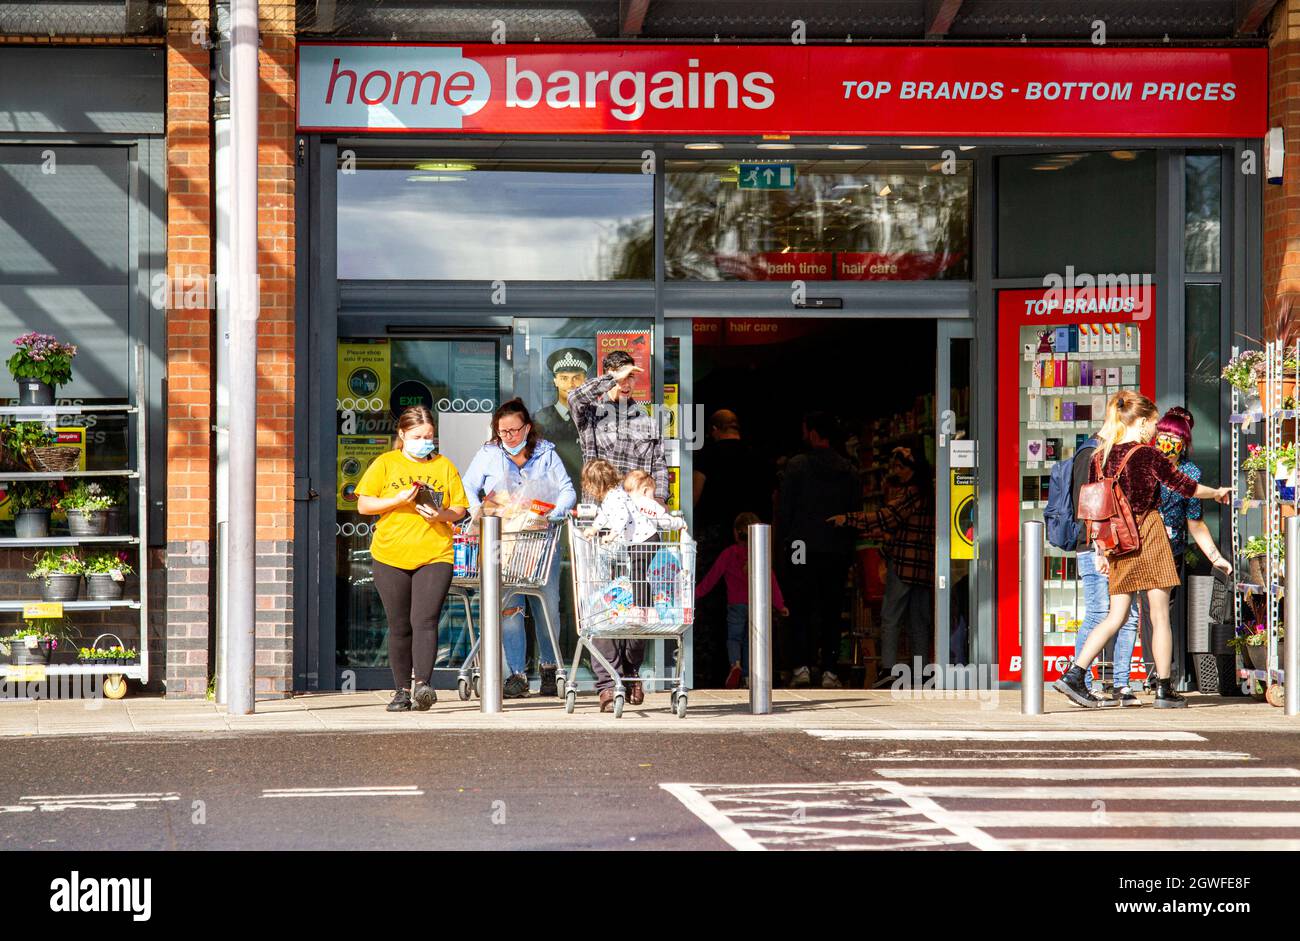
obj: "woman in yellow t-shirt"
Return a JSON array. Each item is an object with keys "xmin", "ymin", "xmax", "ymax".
[{"xmin": 355, "ymin": 406, "xmax": 469, "ymax": 712}]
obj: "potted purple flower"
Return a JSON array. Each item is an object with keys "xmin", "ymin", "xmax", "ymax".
[{"xmin": 6, "ymin": 332, "xmax": 77, "ymax": 406}]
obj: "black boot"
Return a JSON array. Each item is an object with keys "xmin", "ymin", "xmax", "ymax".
[
  {"xmin": 387, "ymin": 688, "xmax": 412, "ymax": 712},
  {"xmin": 1052, "ymin": 664, "xmax": 1099, "ymax": 708},
  {"xmin": 411, "ymin": 681, "xmax": 437, "ymax": 711},
  {"xmin": 1153, "ymin": 676, "xmax": 1188, "ymax": 709}
]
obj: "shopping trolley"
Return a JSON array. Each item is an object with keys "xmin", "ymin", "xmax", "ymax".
[
  {"xmin": 448, "ymin": 518, "xmax": 567, "ymax": 700},
  {"xmin": 564, "ymin": 512, "xmax": 696, "ymax": 718}
]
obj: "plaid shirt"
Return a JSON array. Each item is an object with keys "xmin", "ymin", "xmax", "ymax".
[
  {"xmin": 848, "ymin": 485, "xmax": 935, "ymax": 586},
  {"xmin": 569, "ymin": 374, "xmax": 669, "ymax": 502}
]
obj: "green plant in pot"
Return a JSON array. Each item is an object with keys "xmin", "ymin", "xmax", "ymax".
[
  {"xmin": 59, "ymin": 480, "xmax": 113, "ymax": 536},
  {"xmin": 1229, "ymin": 623, "xmax": 1286, "ymax": 673},
  {"xmin": 101, "ymin": 477, "xmax": 128, "ymax": 535},
  {"xmin": 27, "ymin": 549, "xmax": 83, "ymax": 602},
  {"xmin": 3, "ymin": 617, "xmax": 74, "ymax": 666},
  {"xmin": 83, "ymin": 551, "xmax": 133, "ymax": 601},
  {"xmin": 1222, "ymin": 349, "xmax": 1265, "ymax": 395},
  {"xmin": 7, "ymin": 480, "xmax": 58, "ymax": 539},
  {"xmin": 6, "ymin": 332, "xmax": 77, "ymax": 406},
  {"xmin": 1241, "ymin": 534, "xmax": 1285, "ymax": 588},
  {"xmin": 1243, "ymin": 445, "xmax": 1272, "ymax": 499}
]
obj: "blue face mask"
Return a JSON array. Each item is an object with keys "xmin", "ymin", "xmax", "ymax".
[
  {"xmin": 403, "ymin": 438, "xmax": 436, "ymax": 459},
  {"xmin": 502, "ymin": 439, "xmax": 527, "ymax": 456}
]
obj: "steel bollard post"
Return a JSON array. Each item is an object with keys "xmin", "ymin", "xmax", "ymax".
[
  {"xmin": 749, "ymin": 523, "xmax": 772, "ymax": 715},
  {"xmin": 480, "ymin": 515, "xmax": 503, "ymax": 715},
  {"xmin": 1287, "ymin": 518, "xmax": 1299, "ymax": 716},
  {"xmin": 1021, "ymin": 521, "xmax": 1044, "ymax": 716}
]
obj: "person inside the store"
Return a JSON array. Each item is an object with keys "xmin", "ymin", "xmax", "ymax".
[
  {"xmin": 692, "ymin": 408, "xmax": 775, "ymax": 684},
  {"xmin": 777, "ymin": 411, "xmax": 860, "ymax": 689},
  {"xmin": 829, "ymin": 442, "xmax": 935, "ymax": 687},
  {"xmin": 354, "ymin": 405, "xmax": 469, "ymax": 712},
  {"xmin": 1069, "ymin": 432, "xmax": 1142, "ymax": 706},
  {"xmin": 461, "ymin": 398, "xmax": 576, "ymax": 699},
  {"xmin": 1055, "ymin": 392, "xmax": 1231, "ymax": 710},
  {"xmin": 1135, "ymin": 406, "xmax": 1233, "ymax": 681},
  {"xmin": 532, "ymin": 346, "xmax": 592, "ymax": 489},
  {"xmin": 568, "ymin": 350, "xmax": 669, "ymax": 709}
]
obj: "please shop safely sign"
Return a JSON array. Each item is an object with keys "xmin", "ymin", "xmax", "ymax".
[{"xmin": 297, "ymin": 43, "xmax": 1265, "ymax": 138}]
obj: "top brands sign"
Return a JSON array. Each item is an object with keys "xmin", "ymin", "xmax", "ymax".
[{"xmin": 297, "ymin": 43, "xmax": 1266, "ymax": 138}]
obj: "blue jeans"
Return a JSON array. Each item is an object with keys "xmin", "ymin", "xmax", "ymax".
[
  {"xmin": 1075, "ymin": 549, "xmax": 1138, "ymax": 689},
  {"xmin": 502, "ymin": 551, "xmax": 561, "ymax": 676},
  {"xmin": 726, "ymin": 604, "xmax": 748, "ymax": 677}
]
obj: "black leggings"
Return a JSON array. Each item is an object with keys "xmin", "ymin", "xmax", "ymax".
[{"xmin": 373, "ymin": 559, "xmax": 453, "ymax": 690}]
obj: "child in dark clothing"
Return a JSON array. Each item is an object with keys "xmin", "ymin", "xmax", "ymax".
[{"xmin": 696, "ymin": 512, "xmax": 789, "ymax": 689}]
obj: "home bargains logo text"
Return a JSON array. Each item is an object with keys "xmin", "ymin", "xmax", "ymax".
[{"xmin": 297, "ymin": 44, "xmax": 1265, "ymax": 137}]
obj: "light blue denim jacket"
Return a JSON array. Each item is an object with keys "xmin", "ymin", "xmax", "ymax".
[{"xmin": 460, "ymin": 438, "xmax": 576, "ymax": 517}]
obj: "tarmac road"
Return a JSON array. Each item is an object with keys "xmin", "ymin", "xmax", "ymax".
[{"xmin": 4, "ymin": 728, "xmax": 1300, "ymax": 851}]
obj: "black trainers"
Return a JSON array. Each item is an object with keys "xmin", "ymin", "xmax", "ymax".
[
  {"xmin": 1110, "ymin": 686, "xmax": 1141, "ymax": 707},
  {"xmin": 539, "ymin": 665, "xmax": 558, "ymax": 697},
  {"xmin": 1153, "ymin": 677, "xmax": 1188, "ymax": 709},
  {"xmin": 387, "ymin": 688, "xmax": 412, "ymax": 712},
  {"xmin": 1053, "ymin": 665, "xmax": 1099, "ymax": 708},
  {"xmin": 503, "ymin": 672, "xmax": 530, "ymax": 699},
  {"xmin": 411, "ymin": 681, "xmax": 436, "ymax": 711}
]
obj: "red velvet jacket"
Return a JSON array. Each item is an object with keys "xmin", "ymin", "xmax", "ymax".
[{"xmin": 1089, "ymin": 442, "xmax": 1198, "ymax": 517}]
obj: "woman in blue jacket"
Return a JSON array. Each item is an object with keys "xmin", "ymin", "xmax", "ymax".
[{"xmin": 461, "ymin": 398, "xmax": 576, "ymax": 698}]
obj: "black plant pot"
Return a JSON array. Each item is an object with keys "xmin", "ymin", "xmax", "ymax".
[
  {"xmin": 17, "ymin": 378, "xmax": 53, "ymax": 406},
  {"xmin": 39, "ymin": 573, "xmax": 81, "ymax": 602},
  {"xmin": 1247, "ymin": 644, "xmax": 1269, "ymax": 672},
  {"xmin": 85, "ymin": 574, "xmax": 124, "ymax": 601},
  {"xmin": 15, "ymin": 508, "xmax": 50, "ymax": 539}
]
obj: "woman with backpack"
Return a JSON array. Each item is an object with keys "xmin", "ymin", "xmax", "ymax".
[{"xmin": 1054, "ymin": 391, "xmax": 1231, "ymax": 709}]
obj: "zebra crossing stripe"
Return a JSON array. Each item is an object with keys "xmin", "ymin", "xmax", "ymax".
[
  {"xmin": 261, "ymin": 786, "xmax": 423, "ymax": 798},
  {"xmin": 858, "ymin": 749, "xmax": 1252, "ymax": 762},
  {"xmin": 996, "ymin": 838, "xmax": 1300, "ymax": 851},
  {"xmin": 869, "ymin": 784, "xmax": 1300, "ymax": 800},
  {"xmin": 933, "ymin": 810, "xmax": 1300, "ymax": 828},
  {"xmin": 804, "ymin": 730, "xmax": 1206, "ymax": 742},
  {"xmin": 659, "ymin": 783, "xmax": 766, "ymax": 851},
  {"xmin": 876, "ymin": 767, "xmax": 1300, "ymax": 780}
]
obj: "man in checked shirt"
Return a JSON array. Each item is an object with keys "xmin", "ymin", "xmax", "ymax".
[
  {"xmin": 830, "ymin": 444, "xmax": 936, "ymax": 685},
  {"xmin": 568, "ymin": 349, "xmax": 670, "ymax": 710}
]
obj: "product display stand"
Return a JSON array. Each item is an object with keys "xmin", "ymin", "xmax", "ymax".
[
  {"xmin": 1230, "ymin": 340, "xmax": 1289, "ymax": 705},
  {"xmin": 0, "ymin": 342, "xmax": 148, "ymax": 698}
]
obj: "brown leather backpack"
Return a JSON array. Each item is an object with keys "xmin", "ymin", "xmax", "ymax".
[{"xmin": 1076, "ymin": 447, "xmax": 1142, "ymax": 558}]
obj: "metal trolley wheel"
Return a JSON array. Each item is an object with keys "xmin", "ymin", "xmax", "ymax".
[
  {"xmin": 564, "ymin": 689, "xmax": 576, "ymax": 714},
  {"xmin": 457, "ymin": 677, "xmax": 472, "ymax": 701},
  {"xmin": 672, "ymin": 690, "xmax": 688, "ymax": 718},
  {"xmin": 1266, "ymin": 683, "xmax": 1286, "ymax": 708},
  {"xmin": 612, "ymin": 694, "xmax": 624, "ymax": 718},
  {"xmin": 102, "ymin": 674, "xmax": 128, "ymax": 700}
]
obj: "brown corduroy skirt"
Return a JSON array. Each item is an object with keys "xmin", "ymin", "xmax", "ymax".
[{"xmin": 1109, "ymin": 511, "xmax": 1180, "ymax": 595}]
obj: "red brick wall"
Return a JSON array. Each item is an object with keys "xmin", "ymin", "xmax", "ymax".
[
  {"xmin": 1265, "ymin": 2, "xmax": 1300, "ymax": 339},
  {"xmin": 164, "ymin": 1, "xmax": 214, "ymax": 699}
]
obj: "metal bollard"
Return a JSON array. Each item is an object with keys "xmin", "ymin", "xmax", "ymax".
[
  {"xmin": 1021, "ymin": 520, "xmax": 1044, "ymax": 715},
  {"xmin": 749, "ymin": 523, "xmax": 772, "ymax": 715},
  {"xmin": 480, "ymin": 515, "xmax": 503, "ymax": 715},
  {"xmin": 1287, "ymin": 518, "xmax": 1299, "ymax": 717}
]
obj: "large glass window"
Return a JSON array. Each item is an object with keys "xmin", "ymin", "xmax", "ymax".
[
  {"xmin": 1185, "ymin": 283, "xmax": 1222, "ymax": 553},
  {"xmin": 998, "ymin": 151, "xmax": 1156, "ymax": 279},
  {"xmin": 665, "ymin": 159, "xmax": 972, "ymax": 281},
  {"xmin": 337, "ymin": 157, "xmax": 653, "ymax": 280},
  {"xmin": 1185, "ymin": 154, "xmax": 1222, "ymax": 274}
]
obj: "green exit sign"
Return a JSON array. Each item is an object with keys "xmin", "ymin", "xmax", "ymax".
[{"xmin": 738, "ymin": 163, "xmax": 797, "ymax": 190}]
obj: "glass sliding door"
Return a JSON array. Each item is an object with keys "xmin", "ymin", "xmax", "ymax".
[
  {"xmin": 333, "ymin": 331, "xmax": 507, "ymax": 690},
  {"xmin": 935, "ymin": 321, "xmax": 977, "ymax": 675}
]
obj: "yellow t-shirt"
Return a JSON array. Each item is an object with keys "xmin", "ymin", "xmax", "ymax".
[{"xmin": 354, "ymin": 450, "xmax": 469, "ymax": 568}]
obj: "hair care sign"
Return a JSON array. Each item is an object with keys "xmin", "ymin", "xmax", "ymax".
[{"xmin": 297, "ymin": 43, "xmax": 1265, "ymax": 138}]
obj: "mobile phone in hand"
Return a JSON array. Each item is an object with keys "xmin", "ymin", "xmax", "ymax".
[{"xmin": 413, "ymin": 482, "xmax": 443, "ymax": 511}]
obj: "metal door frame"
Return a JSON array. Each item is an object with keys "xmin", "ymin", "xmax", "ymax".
[{"xmin": 935, "ymin": 319, "xmax": 977, "ymax": 676}]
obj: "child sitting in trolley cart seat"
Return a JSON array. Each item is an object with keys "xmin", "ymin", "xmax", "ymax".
[{"xmin": 623, "ymin": 469, "xmax": 687, "ymax": 539}]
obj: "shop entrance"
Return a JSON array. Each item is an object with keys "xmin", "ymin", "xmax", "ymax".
[
  {"xmin": 683, "ymin": 317, "xmax": 976, "ymax": 688},
  {"xmin": 333, "ymin": 328, "xmax": 509, "ymax": 691}
]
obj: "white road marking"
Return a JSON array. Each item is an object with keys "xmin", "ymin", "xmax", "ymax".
[
  {"xmin": 998, "ymin": 839, "xmax": 1300, "ymax": 851},
  {"xmin": 865, "ymin": 785, "xmax": 1300, "ymax": 801},
  {"xmin": 935, "ymin": 810, "xmax": 1300, "ymax": 828},
  {"xmin": 877, "ymin": 767, "xmax": 1300, "ymax": 780},
  {"xmin": 260, "ymin": 785, "xmax": 424, "ymax": 798},
  {"xmin": 804, "ymin": 729, "xmax": 1206, "ymax": 742},
  {"xmin": 659, "ymin": 783, "xmax": 766, "ymax": 851},
  {"xmin": 855, "ymin": 750, "xmax": 1253, "ymax": 762},
  {"xmin": 16, "ymin": 792, "xmax": 181, "ymax": 812}
]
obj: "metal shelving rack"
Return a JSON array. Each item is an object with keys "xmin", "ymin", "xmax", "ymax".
[
  {"xmin": 1231, "ymin": 340, "xmax": 1289, "ymax": 701},
  {"xmin": 0, "ymin": 343, "xmax": 148, "ymax": 688}
]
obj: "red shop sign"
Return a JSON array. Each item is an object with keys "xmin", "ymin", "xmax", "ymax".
[{"xmin": 298, "ymin": 43, "xmax": 1266, "ymax": 138}]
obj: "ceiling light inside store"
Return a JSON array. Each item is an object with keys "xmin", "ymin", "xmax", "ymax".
[
  {"xmin": 685, "ymin": 142, "xmax": 724, "ymax": 150},
  {"xmin": 828, "ymin": 144, "xmax": 867, "ymax": 150},
  {"xmin": 900, "ymin": 145, "xmax": 938, "ymax": 150},
  {"xmin": 959, "ymin": 146, "xmax": 977, "ymax": 151},
  {"xmin": 413, "ymin": 162, "xmax": 475, "ymax": 171},
  {"xmin": 878, "ymin": 184, "xmax": 892, "ymax": 196},
  {"xmin": 1110, "ymin": 150, "xmax": 1138, "ymax": 160},
  {"xmin": 406, "ymin": 175, "xmax": 467, "ymax": 182},
  {"xmin": 757, "ymin": 143, "xmax": 795, "ymax": 150}
]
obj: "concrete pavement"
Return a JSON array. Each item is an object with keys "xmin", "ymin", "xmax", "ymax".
[{"xmin": 0, "ymin": 688, "xmax": 1295, "ymax": 737}]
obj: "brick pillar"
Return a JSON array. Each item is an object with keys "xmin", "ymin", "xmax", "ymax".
[
  {"xmin": 164, "ymin": 2, "xmax": 215, "ymax": 699},
  {"xmin": 1265, "ymin": 2, "xmax": 1300, "ymax": 338},
  {"xmin": 255, "ymin": 0, "xmax": 297, "ymax": 697}
]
